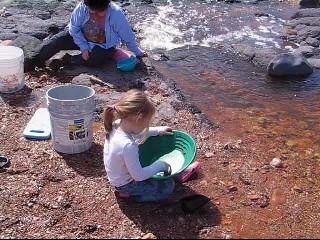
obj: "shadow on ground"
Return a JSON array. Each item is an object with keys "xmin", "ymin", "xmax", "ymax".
[
  {"xmin": 0, "ymin": 85, "xmax": 36, "ymax": 106},
  {"xmin": 61, "ymin": 142, "xmax": 105, "ymax": 178},
  {"xmin": 117, "ymin": 184, "xmax": 222, "ymax": 239},
  {"xmin": 61, "ymin": 57, "xmax": 151, "ymax": 91}
]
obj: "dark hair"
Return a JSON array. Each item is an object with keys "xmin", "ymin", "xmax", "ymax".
[{"xmin": 84, "ymin": 0, "xmax": 111, "ymax": 11}]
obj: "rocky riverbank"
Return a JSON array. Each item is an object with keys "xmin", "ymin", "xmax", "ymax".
[{"xmin": 1, "ymin": 1, "xmax": 320, "ymax": 239}]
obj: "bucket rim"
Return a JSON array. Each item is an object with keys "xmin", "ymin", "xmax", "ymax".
[
  {"xmin": 46, "ymin": 84, "xmax": 95, "ymax": 102},
  {"xmin": 0, "ymin": 46, "xmax": 24, "ymax": 61}
]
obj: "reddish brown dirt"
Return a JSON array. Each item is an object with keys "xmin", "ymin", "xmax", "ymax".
[{"xmin": 0, "ymin": 66, "xmax": 319, "ymax": 239}]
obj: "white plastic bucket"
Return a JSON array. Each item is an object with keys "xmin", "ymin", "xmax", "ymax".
[
  {"xmin": 0, "ymin": 46, "xmax": 25, "ymax": 93},
  {"xmin": 46, "ymin": 85, "xmax": 95, "ymax": 154}
]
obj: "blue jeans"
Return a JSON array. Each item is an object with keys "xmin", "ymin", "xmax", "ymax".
[{"xmin": 116, "ymin": 178, "xmax": 175, "ymax": 202}]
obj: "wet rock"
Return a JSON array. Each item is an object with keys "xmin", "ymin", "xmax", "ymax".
[
  {"xmin": 291, "ymin": 8, "xmax": 320, "ymax": 18},
  {"xmin": 231, "ymin": 43, "xmax": 277, "ymax": 69},
  {"xmin": 307, "ymin": 58, "xmax": 320, "ymax": 68},
  {"xmin": 295, "ymin": 45, "xmax": 320, "ymax": 58},
  {"xmin": 299, "ymin": 0, "xmax": 320, "ymax": 8},
  {"xmin": 305, "ymin": 37, "xmax": 320, "ymax": 47},
  {"xmin": 284, "ymin": 8, "xmax": 320, "ymax": 70},
  {"xmin": 267, "ymin": 53, "xmax": 313, "ymax": 77}
]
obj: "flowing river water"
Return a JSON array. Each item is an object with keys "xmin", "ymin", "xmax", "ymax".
[{"xmin": 127, "ymin": 0, "xmax": 320, "ymax": 164}]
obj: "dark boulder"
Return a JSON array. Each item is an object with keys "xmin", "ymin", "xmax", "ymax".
[
  {"xmin": 9, "ymin": 34, "xmax": 41, "ymax": 59},
  {"xmin": 299, "ymin": 0, "xmax": 320, "ymax": 8},
  {"xmin": 267, "ymin": 53, "xmax": 313, "ymax": 77}
]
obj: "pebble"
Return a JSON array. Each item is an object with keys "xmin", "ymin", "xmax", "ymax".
[
  {"xmin": 222, "ymin": 233, "xmax": 232, "ymax": 239},
  {"xmin": 228, "ymin": 186, "xmax": 238, "ymax": 192},
  {"xmin": 292, "ymin": 186, "xmax": 303, "ymax": 193},
  {"xmin": 270, "ymin": 158, "xmax": 283, "ymax": 168},
  {"xmin": 141, "ymin": 232, "xmax": 157, "ymax": 239},
  {"xmin": 205, "ymin": 152, "xmax": 215, "ymax": 158},
  {"xmin": 248, "ymin": 194, "xmax": 260, "ymax": 200},
  {"xmin": 0, "ymin": 7, "xmax": 5, "ymax": 16},
  {"xmin": 200, "ymin": 180, "xmax": 208, "ymax": 187},
  {"xmin": 39, "ymin": 75, "xmax": 48, "ymax": 82},
  {"xmin": 178, "ymin": 217, "xmax": 186, "ymax": 224},
  {"xmin": 200, "ymin": 228, "xmax": 209, "ymax": 234}
]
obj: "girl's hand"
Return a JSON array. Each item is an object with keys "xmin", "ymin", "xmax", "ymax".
[
  {"xmin": 82, "ymin": 49, "xmax": 90, "ymax": 61},
  {"xmin": 158, "ymin": 126, "xmax": 173, "ymax": 136},
  {"xmin": 162, "ymin": 162, "xmax": 172, "ymax": 176}
]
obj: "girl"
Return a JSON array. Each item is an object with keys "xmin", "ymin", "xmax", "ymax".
[{"xmin": 103, "ymin": 89, "xmax": 175, "ymax": 202}]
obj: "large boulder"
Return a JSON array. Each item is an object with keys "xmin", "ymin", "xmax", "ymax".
[
  {"xmin": 9, "ymin": 34, "xmax": 41, "ymax": 59},
  {"xmin": 267, "ymin": 53, "xmax": 313, "ymax": 77},
  {"xmin": 9, "ymin": 34, "xmax": 42, "ymax": 72}
]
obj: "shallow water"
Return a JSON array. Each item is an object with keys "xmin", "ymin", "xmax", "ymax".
[
  {"xmin": 153, "ymin": 46, "xmax": 320, "ymax": 161},
  {"xmin": 131, "ymin": 1, "xmax": 320, "ymax": 160}
]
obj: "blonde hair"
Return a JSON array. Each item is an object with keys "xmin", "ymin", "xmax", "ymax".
[{"xmin": 103, "ymin": 89, "xmax": 155, "ymax": 140}]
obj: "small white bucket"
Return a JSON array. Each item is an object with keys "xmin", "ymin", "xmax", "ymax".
[
  {"xmin": 46, "ymin": 85, "xmax": 95, "ymax": 154},
  {"xmin": 0, "ymin": 46, "xmax": 25, "ymax": 93}
]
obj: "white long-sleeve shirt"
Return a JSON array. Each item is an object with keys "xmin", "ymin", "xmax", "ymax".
[{"xmin": 103, "ymin": 126, "xmax": 168, "ymax": 187}]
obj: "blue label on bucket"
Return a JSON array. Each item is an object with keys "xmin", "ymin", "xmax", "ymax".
[{"xmin": 74, "ymin": 119, "xmax": 84, "ymax": 125}]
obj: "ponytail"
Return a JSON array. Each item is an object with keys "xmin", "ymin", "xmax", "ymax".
[{"xmin": 103, "ymin": 104, "xmax": 117, "ymax": 139}]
